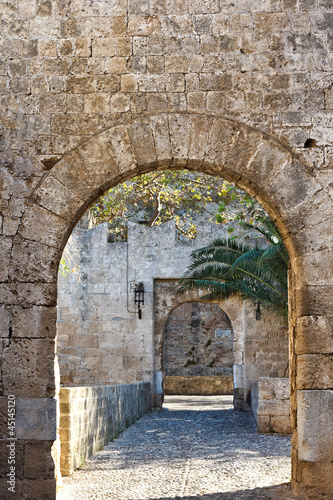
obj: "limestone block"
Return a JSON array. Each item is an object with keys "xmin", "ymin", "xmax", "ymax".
[
  {"xmin": 300, "ymin": 462, "xmax": 333, "ymax": 499},
  {"xmin": 233, "ymin": 365, "xmax": 244, "ymax": 389},
  {"xmin": 297, "ymin": 354, "xmax": 333, "ymax": 390},
  {"xmin": 271, "ymin": 415, "xmax": 292, "ymax": 434},
  {"xmin": 123, "ymin": 356, "xmax": 142, "ymax": 370},
  {"xmin": 106, "ymin": 125, "xmax": 138, "ymax": 175},
  {"xmin": 263, "ymin": 160, "xmax": 322, "ymax": 219},
  {"xmin": 168, "ymin": 114, "xmax": 191, "ymax": 166},
  {"xmin": 0, "ymin": 237, "xmax": 12, "ymax": 281},
  {"xmin": 0, "ymin": 305, "xmax": 11, "ymax": 338},
  {"xmin": 18, "ymin": 0, "xmax": 38, "ymax": 19},
  {"xmin": 164, "ymin": 376, "xmax": 233, "ymax": 395},
  {"xmin": 92, "ymin": 37, "xmax": 115, "ymax": 57},
  {"xmin": 96, "ymin": 75, "xmax": 120, "ymax": 92},
  {"xmin": 2, "ymin": 339, "xmax": 55, "ymax": 398},
  {"xmin": 200, "ymin": 73, "xmax": 233, "ymax": 91},
  {"xmin": 294, "ymin": 250, "xmax": 333, "ymax": 289},
  {"xmin": 154, "ymin": 371, "xmax": 163, "ymax": 394},
  {"xmin": 193, "ymin": 15, "xmax": 213, "ymax": 34},
  {"xmin": 202, "ymin": 118, "xmax": 236, "ymax": 174},
  {"xmin": 0, "ymin": 283, "xmax": 57, "ymax": 307},
  {"xmin": 12, "ymin": 305, "xmax": 56, "ymax": 339},
  {"xmin": 15, "ymin": 479, "xmax": 56, "ymax": 500},
  {"xmin": 128, "ymin": 118, "xmax": 157, "ymax": 168},
  {"xmin": 128, "ymin": 16, "xmax": 162, "ymax": 36},
  {"xmin": 150, "ymin": 115, "xmax": 172, "ymax": 165},
  {"xmin": 188, "ymin": 116, "xmax": 212, "ymax": 167},
  {"xmin": 128, "ymin": 0, "xmax": 149, "ymax": 15},
  {"xmin": 258, "ymin": 398, "xmax": 290, "ymax": 416},
  {"xmin": 295, "ymin": 315, "xmax": 333, "ymax": 354},
  {"xmin": 290, "ymin": 217, "xmax": 333, "ymax": 257},
  {"xmin": 121, "ymin": 74, "xmax": 138, "ymax": 92},
  {"xmin": 295, "ymin": 285, "xmax": 333, "ymax": 317},
  {"xmin": 16, "ymin": 398, "xmax": 56, "ymax": 440},
  {"xmin": 165, "ymin": 56, "xmax": 189, "ymax": 73},
  {"xmin": 70, "ymin": 0, "xmax": 126, "ymax": 17},
  {"xmin": 24, "ymin": 441, "xmax": 54, "ymax": 479},
  {"xmin": 256, "ymin": 415, "xmax": 271, "ymax": 433},
  {"xmin": 190, "ymin": 0, "xmax": 220, "ymax": 14},
  {"xmin": 151, "ymin": 0, "xmax": 189, "ymax": 15},
  {"xmin": 18, "ymin": 204, "xmax": 69, "ymax": 249},
  {"xmin": 10, "ymin": 236, "xmax": 61, "ymax": 284},
  {"xmin": 297, "ymin": 389, "xmax": 333, "ymax": 462}
]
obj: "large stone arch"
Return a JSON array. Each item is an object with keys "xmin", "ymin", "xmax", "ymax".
[{"xmin": 2, "ymin": 112, "xmax": 333, "ymax": 498}]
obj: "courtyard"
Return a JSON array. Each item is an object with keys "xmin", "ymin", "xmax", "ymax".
[{"xmin": 57, "ymin": 396, "xmax": 293, "ymax": 500}]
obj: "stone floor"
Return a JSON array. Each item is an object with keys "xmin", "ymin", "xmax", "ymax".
[{"xmin": 57, "ymin": 396, "xmax": 294, "ymax": 500}]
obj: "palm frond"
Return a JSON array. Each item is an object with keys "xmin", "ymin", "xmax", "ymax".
[{"xmin": 178, "ymin": 217, "xmax": 289, "ymax": 319}]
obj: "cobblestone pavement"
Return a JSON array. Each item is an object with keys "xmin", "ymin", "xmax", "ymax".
[{"xmin": 57, "ymin": 396, "xmax": 294, "ymax": 500}]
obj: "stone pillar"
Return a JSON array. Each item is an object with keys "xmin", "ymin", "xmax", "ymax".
[
  {"xmin": 290, "ymin": 262, "xmax": 333, "ymax": 498},
  {"xmin": 0, "ymin": 304, "xmax": 58, "ymax": 499}
]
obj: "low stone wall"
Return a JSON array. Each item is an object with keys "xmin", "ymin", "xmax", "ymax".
[
  {"xmin": 251, "ymin": 378, "xmax": 291, "ymax": 434},
  {"xmin": 59, "ymin": 382, "xmax": 152, "ymax": 475},
  {"xmin": 164, "ymin": 376, "xmax": 233, "ymax": 395}
]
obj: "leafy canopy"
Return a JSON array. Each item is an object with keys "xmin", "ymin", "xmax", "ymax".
[
  {"xmin": 90, "ymin": 169, "xmax": 261, "ymax": 240},
  {"xmin": 178, "ymin": 217, "xmax": 289, "ymax": 319}
]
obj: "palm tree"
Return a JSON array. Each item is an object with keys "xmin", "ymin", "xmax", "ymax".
[{"xmin": 178, "ymin": 218, "xmax": 289, "ymax": 319}]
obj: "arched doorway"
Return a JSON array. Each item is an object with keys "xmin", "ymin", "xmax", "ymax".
[
  {"xmin": 4, "ymin": 113, "xmax": 332, "ymax": 498},
  {"xmin": 163, "ymin": 301, "xmax": 234, "ymax": 396}
]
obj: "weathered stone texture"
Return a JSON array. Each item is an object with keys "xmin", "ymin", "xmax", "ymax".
[
  {"xmin": 59, "ymin": 382, "xmax": 151, "ymax": 476},
  {"xmin": 251, "ymin": 378, "xmax": 291, "ymax": 434},
  {"xmin": 57, "ymin": 221, "xmax": 242, "ymax": 388},
  {"xmin": 297, "ymin": 390, "xmax": 333, "ymax": 463},
  {"xmin": 0, "ymin": 0, "xmax": 333, "ymax": 497},
  {"xmin": 164, "ymin": 302, "xmax": 233, "ymax": 379},
  {"xmin": 164, "ymin": 376, "xmax": 233, "ymax": 395}
]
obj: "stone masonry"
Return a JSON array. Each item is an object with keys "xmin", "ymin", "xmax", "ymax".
[
  {"xmin": 251, "ymin": 378, "xmax": 292, "ymax": 434},
  {"xmin": 57, "ymin": 221, "xmax": 288, "ymax": 410},
  {"xmin": 163, "ymin": 302, "xmax": 234, "ymax": 395},
  {"xmin": 0, "ymin": 0, "xmax": 332, "ymax": 498}
]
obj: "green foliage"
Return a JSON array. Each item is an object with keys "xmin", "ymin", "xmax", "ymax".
[
  {"xmin": 178, "ymin": 217, "xmax": 289, "ymax": 319},
  {"xmin": 58, "ymin": 257, "xmax": 70, "ymax": 276},
  {"xmin": 90, "ymin": 170, "xmax": 263, "ymax": 240}
]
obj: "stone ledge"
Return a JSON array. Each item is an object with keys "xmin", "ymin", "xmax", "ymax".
[{"xmin": 164, "ymin": 376, "xmax": 233, "ymax": 395}]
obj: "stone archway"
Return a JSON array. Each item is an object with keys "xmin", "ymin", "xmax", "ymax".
[
  {"xmin": 153, "ymin": 279, "xmax": 242, "ymax": 406},
  {"xmin": 2, "ymin": 112, "xmax": 332, "ymax": 498},
  {"xmin": 163, "ymin": 301, "xmax": 234, "ymax": 396}
]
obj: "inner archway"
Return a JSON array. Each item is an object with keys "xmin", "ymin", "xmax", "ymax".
[
  {"xmin": 16, "ymin": 112, "xmax": 332, "ymax": 498},
  {"xmin": 163, "ymin": 302, "xmax": 234, "ymax": 396}
]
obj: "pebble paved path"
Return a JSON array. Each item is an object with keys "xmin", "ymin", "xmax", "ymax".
[{"xmin": 57, "ymin": 396, "xmax": 294, "ymax": 500}]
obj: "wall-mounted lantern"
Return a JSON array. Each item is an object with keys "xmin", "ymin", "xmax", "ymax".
[{"xmin": 134, "ymin": 282, "xmax": 144, "ymax": 319}]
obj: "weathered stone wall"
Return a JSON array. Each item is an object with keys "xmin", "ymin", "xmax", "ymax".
[
  {"xmin": 57, "ymin": 220, "xmax": 242, "ymax": 387},
  {"xmin": 154, "ymin": 279, "xmax": 288, "ymax": 409},
  {"xmin": 163, "ymin": 301, "xmax": 234, "ymax": 395},
  {"xmin": 251, "ymin": 378, "xmax": 291, "ymax": 434},
  {"xmin": 164, "ymin": 376, "xmax": 233, "ymax": 395},
  {"xmin": 164, "ymin": 302, "xmax": 233, "ymax": 376},
  {"xmin": 1, "ymin": 0, "xmax": 332, "ymax": 497},
  {"xmin": 58, "ymin": 222, "xmax": 288, "ymax": 408},
  {"xmin": 59, "ymin": 382, "xmax": 151, "ymax": 476}
]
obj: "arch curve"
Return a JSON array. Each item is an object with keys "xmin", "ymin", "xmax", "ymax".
[{"xmin": 22, "ymin": 113, "xmax": 321, "ymax": 250}]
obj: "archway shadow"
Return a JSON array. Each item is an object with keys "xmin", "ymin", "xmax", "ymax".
[{"xmin": 148, "ymin": 482, "xmax": 294, "ymax": 499}]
